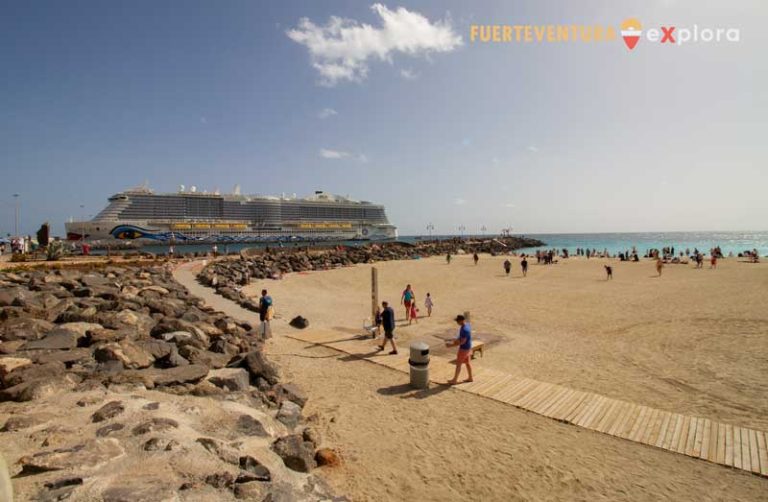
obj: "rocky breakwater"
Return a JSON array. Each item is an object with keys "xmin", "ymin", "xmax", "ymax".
[
  {"xmin": 197, "ymin": 237, "xmax": 543, "ymax": 309},
  {"xmin": 0, "ymin": 266, "xmax": 342, "ymax": 501}
]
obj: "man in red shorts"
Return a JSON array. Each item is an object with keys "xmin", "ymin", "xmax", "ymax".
[{"xmin": 447, "ymin": 314, "xmax": 473, "ymax": 384}]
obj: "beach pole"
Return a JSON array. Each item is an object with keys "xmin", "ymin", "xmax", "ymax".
[{"xmin": 371, "ymin": 267, "xmax": 379, "ymax": 323}]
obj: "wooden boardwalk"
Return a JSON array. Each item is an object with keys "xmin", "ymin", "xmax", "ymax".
[{"xmin": 287, "ymin": 329, "xmax": 768, "ymax": 479}]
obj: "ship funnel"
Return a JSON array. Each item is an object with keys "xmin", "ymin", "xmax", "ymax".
[
  {"xmin": 233, "ymin": 184, "xmax": 241, "ymax": 195},
  {"xmin": 179, "ymin": 184, "xmax": 185, "ymax": 192},
  {"xmin": 190, "ymin": 186, "xmax": 197, "ymax": 193}
]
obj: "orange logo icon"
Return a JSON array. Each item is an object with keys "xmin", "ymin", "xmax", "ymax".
[{"xmin": 621, "ymin": 18, "xmax": 642, "ymax": 50}]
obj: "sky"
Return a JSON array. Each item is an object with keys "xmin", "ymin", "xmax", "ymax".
[{"xmin": 1, "ymin": 0, "xmax": 766, "ymax": 236}]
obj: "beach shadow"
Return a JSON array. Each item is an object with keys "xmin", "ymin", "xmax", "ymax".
[{"xmin": 377, "ymin": 382, "xmax": 452, "ymax": 400}]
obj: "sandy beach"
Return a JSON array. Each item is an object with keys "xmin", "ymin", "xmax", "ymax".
[{"xmin": 231, "ymin": 254, "xmax": 768, "ymax": 500}]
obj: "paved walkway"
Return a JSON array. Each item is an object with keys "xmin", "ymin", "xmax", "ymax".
[{"xmin": 173, "ymin": 261, "xmax": 768, "ymax": 479}]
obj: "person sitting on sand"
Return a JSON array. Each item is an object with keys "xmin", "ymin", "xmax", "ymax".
[
  {"xmin": 401, "ymin": 284, "xmax": 415, "ymax": 321},
  {"xmin": 424, "ymin": 293, "xmax": 434, "ymax": 317},
  {"xmin": 377, "ymin": 301, "xmax": 398, "ymax": 355},
  {"xmin": 503, "ymin": 259, "xmax": 511, "ymax": 276},
  {"xmin": 447, "ymin": 314, "xmax": 473, "ymax": 385},
  {"xmin": 521, "ymin": 257, "xmax": 528, "ymax": 277},
  {"xmin": 604, "ymin": 265, "xmax": 613, "ymax": 280}
]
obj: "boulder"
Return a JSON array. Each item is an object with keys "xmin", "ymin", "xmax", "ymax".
[
  {"xmin": 22, "ymin": 330, "xmax": 79, "ymax": 350},
  {"xmin": 0, "ymin": 357, "xmax": 33, "ymax": 379},
  {"xmin": 91, "ymin": 401, "xmax": 125, "ymax": 423},
  {"xmin": 131, "ymin": 418, "xmax": 179, "ymax": 435},
  {"xmin": 238, "ymin": 455, "xmax": 271, "ymax": 482},
  {"xmin": 101, "ymin": 476, "xmax": 178, "ymax": 502},
  {"xmin": 95, "ymin": 423, "xmax": 125, "ymax": 437},
  {"xmin": 205, "ymin": 368, "xmax": 250, "ymax": 392},
  {"xmin": 1, "ymin": 415, "xmax": 43, "ymax": 432},
  {"xmin": 196, "ymin": 437, "xmax": 238, "ymax": 464},
  {"xmin": 94, "ymin": 342, "xmax": 154, "ymax": 370},
  {"xmin": 18, "ymin": 438, "xmax": 125, "ymax": 474},
  {"xmin": 242, "ymin": 350, "xmax": 280, "ymax": 385},
  {"xmin": 144, "ymin": 364, "xmax": 209, "ymax": 386},
  {"xmin": 0, "ymin": 375, "xmax": 79, "ymax": 402},
  {"xmin": 236, "ymin": 414, "xmax": 269, "ymax": 437},
  {"xmin": 277, "ymin": 382, "xmax": 308, "ymax": 408},
  {"xmin": 289, "ymin": 316, "xmax": 309, "ymax": 329},
  {"xmin": 271, "ymin": 435, "xmax": 317, "ymax": 473},
  {"xmin": 276, "ymin": 400, "xmax": 302, "ymax": 429}
]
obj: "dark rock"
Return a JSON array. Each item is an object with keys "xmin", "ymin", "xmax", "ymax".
[
  {"xmin": 196, "ymin": 437, "xmax": 238, "ymax": 464},
  {"xmin": 236, "ymin": 414, "xmax": 269, "ymax": 437},
  {"xmin": 146, "ymin": 364, "xmax": 209, "ymax": 386},
  {"xmin": 131, "ymin": 418, "xmax": 179, "ymax": 435},
  {"xmin": 44, "ymin": 477, "xmax": 83, "ymax": 490},
  {"xmin": 2, "ymin": 361, "xmax": 65, "ymax": 388},
  {"xmin": 137, "ymin": 340, "xmax": 172, "ymax": 360},
  {"xmin": 278, "ymin": 383, "xmax": 308, "ymax": 408},
  {"xmin": 22, "ymin": 330, "xmax": 79, "ymax": 350},
  {"xmin": 302, "ymin": 427, "xmax": 321, "ymax": 447},
  {"xmin": 271, "ymin": 435, "xmax": 317, "ymax": 473},
  {"xmin": 289, "ymin": 316, "xmax": 309, "ymax": 329},
  {"xmin": 206, "ymin": 368, "xmax": 250, "ymax": 392},
  {"xmin": 18, "ymin": 438, "xmax": 125, "ymax": 473},
  {"xmin": 243, "ymin": 351, "xmax": 279, "ymax": 385},
  {"xmin": 142, "ymin": 402, "xmax": 160, "ymax": 411},
  {"xmin": 276, "ymin": 401, "xmax": 302, "ymax": 429},
  {"xmin": 204, "ymin": 472, "xmax": 235, "ymax": 489},
  {"xmin": 95, "ymin": 423, "xmax": 124, "ymax": 437},
  {"xmin": 238, "ymin": 455, "xmax": 271, "ymax": 481},
  {"xmin": 91, "ymin": 401, "xmax": 125, "ymax": 423},
  {"xmin": 1, "ymin": 415, "xmax": 40, "ymax": 432},
  {"xmin": 34, "ymin": 348, "xmax": 93, "ymax": 366}
]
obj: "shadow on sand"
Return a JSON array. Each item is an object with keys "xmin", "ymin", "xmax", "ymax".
[{"xmin": 376, "ymin": 382, "xmax": 452, "ymax": 400}]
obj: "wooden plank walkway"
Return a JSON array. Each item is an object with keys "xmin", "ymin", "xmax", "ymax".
[{"xmin": 287, "ymin": 328, "xmax": 768, "ymax": 479}]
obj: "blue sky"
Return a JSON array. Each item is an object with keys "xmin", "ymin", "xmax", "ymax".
[{"xmin": 1, "ymin": 0, "xmax": 766, "ymax": 236}]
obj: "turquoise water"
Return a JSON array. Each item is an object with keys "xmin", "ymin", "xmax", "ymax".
[
  {"xmin": 98, "ymin": 231, "xmax": 768, "ymax": 257},
  {"xmin": 518, "ymin": 231, "xmax": 768, "ymax": 257}
]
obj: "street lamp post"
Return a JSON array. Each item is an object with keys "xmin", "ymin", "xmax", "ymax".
[
  {"xmin": 458, "ymin": 225, "xmax": 466, "ymax": 238},
  {"xmin": 426, "ymin": 223, "xmax": 434, "ymax": 238},
  {"xmin": 80, "ymin": 205, "xmax": 86, "ymax": 243},
  {"xmin": 481, "ymin": 225, "xmax": 487, "ymax": 236},
  {"xmin": 13, "ymin": 194, "xmax": 19, "ymax": 237}
]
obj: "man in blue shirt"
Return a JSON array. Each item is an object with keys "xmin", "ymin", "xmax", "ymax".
[
  {"xmin": 377, "ymin": 301, "xmax": 398, "ymax": 355},
  {"xmin": 447, "ymin": 314, "xmax": 473, "ymax": 384}
]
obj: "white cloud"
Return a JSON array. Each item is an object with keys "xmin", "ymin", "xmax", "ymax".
[
  {"xmin": 319, "ymin": 148, "xmax": 351, "ymax": 159},
  {"xmin": 317, "ymin": 108, "xmax": 338, "ymax": 119},
  {"xmin": 527, "ymin": 145, "xmax": 539, "ymax": 153},
  {"xmin": 400, "ymin": 68, "xmax": 418, "ymax": 80},
  {"xmin": 287, "ymin": 4, "xmax": 462, "ymax": 86},
  {"xmin": 454, "ymin": 198, "xmax": 467, "ymax": 205},
  {"xmin": 319, "ymin": 149, "xmax": 368, "ymax": 163},
  {"xmin": 503, "ymin": 202, "xmax": 516, "ymax": 208}
]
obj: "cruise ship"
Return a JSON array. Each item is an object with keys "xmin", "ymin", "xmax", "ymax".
[{"xmin": 66, "ymin": 185, "xmax": 397, "ymax": 243}]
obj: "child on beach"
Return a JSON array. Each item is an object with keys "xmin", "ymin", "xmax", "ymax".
[
  {"xmin": 424, "ymin": 293, "xmax": 434, "ymax": 317},
  {"xmin": 409, "ymin": 302, "xmax": 419, "ymax": 324}
]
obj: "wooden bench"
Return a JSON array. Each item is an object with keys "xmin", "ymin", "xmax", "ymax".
[{"xmin": 471, "ymin": 340, "xmax": 485, "ymax": 359}]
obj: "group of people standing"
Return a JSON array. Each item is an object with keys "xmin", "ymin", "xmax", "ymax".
[{"xmin": 373, "ymin": 283, "xmax": 472, "ymax": 384}]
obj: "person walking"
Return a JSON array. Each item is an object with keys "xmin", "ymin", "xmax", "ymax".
[
  {"xmin": 656, "ymin": 258, "xmax": 664, "ymax": 277},
  {"xmin": 447, "ymin": 314, "xmax": 473, "ymax": 384},
  {"xmin": 377, "ymin": 301, "xmax": 398, "ymax": 354},
  {"xmin": 473, "ymin": 253, "xmax": 479, "ymax": 265},
  {"xmin": 424, "ymin": 293, "xmax": 434, "ymax": 317},
  {"xmin": 503, "ymin": 259, "xmax": 511, "ymax": 276},
  {"xmin": 446, "ymin": 252, "xmax": 451, "ymax": 264},
  {"xmin": 259, "ymin": 289, "xmax": 273, "ymax": 337},
  {"xmin": 521, "ymin": 257, "xmax": 528, "ymax": 277},
  {"xmin": 401, "ymin": 284, "xmax": 415, "ymax": 321}
]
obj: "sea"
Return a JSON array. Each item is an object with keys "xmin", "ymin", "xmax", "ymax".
[{"xmin": 104, "ymin": 231, "xmax": 768, "ymax": 257}]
